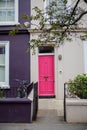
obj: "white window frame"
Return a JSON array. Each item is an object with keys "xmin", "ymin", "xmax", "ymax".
[
  {"xmin": 44, "ymin": 0, "xmax": 72, "ymax": 12},
  {"xmin": 44, "ymin": 0, "xmax": 71, "ymax": 23},
  {"xmin": 83, "ymin": 41, "xmax": 87, "ymax": 75},
  {"xmin": 0, "ymin": 0, "xmax": 19, "ymax": 25},
  {"xmin": 44, "ymin": 0, "xmax": 71, "ymax": 12},
  {"xmin": 0, "ymin": 41, "xmax": 10, "ymax": 88}
]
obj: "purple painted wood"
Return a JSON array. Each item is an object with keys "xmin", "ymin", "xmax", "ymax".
[
  {"xmin": 0, "ymin": 0, "xmax": 32, "ymax": 123},
  {"xmin": 0, "ymin": 98, "xmax": 32, "ymax": 123},
  {"xmin": 3, "ymin": 87, "xmax": 18, "ymax": 98},
  {"xmin": 0, "ymin": 0, "xmax": 31, "ymax": 88},
  {"xmin": 2, "ymin": 82, "xmax": 33, "ymax": 98},
  {"xmin": 19, "ymin": 0, "xmax": 30, "ymax": 24},
  {"xmin": 0, "ymin": 34, "xmax": 30, "ymax": 88}
]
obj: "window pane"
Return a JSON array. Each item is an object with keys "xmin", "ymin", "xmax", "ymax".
[
  {"xmin": 0, "ymin": 47, "xmax": 5, "ymax": 64},
  {"xmin": 7, "ymin": 10, "xmax": 15, "ymax": 21},
  {"xmin": 39, "ymin": 46, "xmax": 54, "ymax": 53},
  {"xmin": 0, "ymin": 0, "xmax": 14, "ymax": 7},
  {"xmin": 0, "ymin": 54, "xmax": 5, "ymax": 64},
  {"xmin": 0, "ymin": 0, "xmax": 6, "ymax": 8},
  {"xmin": 0, "ymin": 67, "xmax": 5, "ymax": 82},
  {"xmin": 7, "ymin": 0, "xmax": 14, "ymax": 8},
  {"xmin": 0, "ymin": 10, "xmax": 7, "ymax": 21},
  {"xmin": 0, "ymin": 47, "xmax": 5, "ymax": 54},
  {"xmin": 0, "ymin": 41, "xmax": 9, "ymax": 87},
  {"xmin": 0, "ymin": 47, "xmax": 5, "ymax": 81},
  {"xmin": 0, "ymin": 0, "xmax": 15, "ymax": 22},
  {"xmin": 46, "ymin": 0, "xmax": 66, "ymax": 22}
]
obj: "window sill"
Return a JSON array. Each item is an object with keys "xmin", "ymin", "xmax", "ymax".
[
  {"xmin": 0, "ymin": 84, "xmax": 10, "ymax": 89},
  {"xmin": 0, "ymin": 22, "xmax": 20, "ymax": 26}
]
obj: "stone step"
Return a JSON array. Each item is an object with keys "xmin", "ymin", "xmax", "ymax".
[
  {"xmin": 38, "ymin": 99, "xmax": 59, "ymax": 109},
  {"xmin": 36, "ymin": 109, "xmax": 64, "ymax": 124},
  {"xmin": 38, "ymin": 99, "xmax": 64, "ymax": 116},
  {"xmin": 38, "ymin": 109, "xmax": 57, "ymax": 117}
]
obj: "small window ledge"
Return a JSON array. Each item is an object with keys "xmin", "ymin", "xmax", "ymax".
[
  {"xmin": 0, "ymin": 84, "xmax": 10, "ymax": 89},
  {"xmin": 0, "ymin": 22, "xmax": 20, "ymax": 26}
]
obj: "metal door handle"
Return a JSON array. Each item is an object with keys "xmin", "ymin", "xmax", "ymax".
[{"xmin": 44, "ymin": 76, "xmax": 48, "ymax": 79}]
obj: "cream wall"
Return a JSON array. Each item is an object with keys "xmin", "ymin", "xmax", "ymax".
[
  {"xmin": 63, "ymin": 39, "xmax": 84, "ymax": 82},
  {"xmin": 55, "ymin": 37, "xmax": 84, "ymax": 100},
  {"xmin": 30, "ymin": 0, "xmax": 85, "ymax": 100},
  {"xmin": 31, "ymin": 0, "xmax": 44, "ymax": 26},
  {"xmin": 30, "ymin": 33, "xmax": 84, "ymax": 100}
]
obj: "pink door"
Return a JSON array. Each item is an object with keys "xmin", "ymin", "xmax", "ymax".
[{"xmin": 38, "ymin": 55, "xmax": 54, "ymax": 96}]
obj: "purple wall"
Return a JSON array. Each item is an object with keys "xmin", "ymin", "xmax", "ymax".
[
  {"xmin": 0, "ymin": 98, "xmax": 32, "ymax": 123},
  {"xmin": 0, "ymin": 0, "xmax": 31, "ymax": 87},
  {"xmin": 0, "ymin": 33, "xmax": 30, "ymax": 87},
  {"xmin": 19, "ymin": 0, "xmax": 31, "ymax": 24}
]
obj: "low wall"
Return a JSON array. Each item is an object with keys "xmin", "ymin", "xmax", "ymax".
[
  {"xmin": 66, "ymin": 98, "xmax": 87, "ymax": 123},
  {"xmin": 0, "ymin": 98, "xmax": 32, "ymax": 123}
]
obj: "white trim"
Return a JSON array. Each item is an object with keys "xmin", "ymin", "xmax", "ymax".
[
  {"xmin": 0, "ymin": 41, "xmax": 10, "ymax": 88},
  {"xmin": 0, "ymin": 22, "xmax": 19, "ymax": 26},
  {"xmin": 44, "ymin": 0, "xmax": 49, "ymax": 22},
  {"xmin": 66, "ymin": 0, "xmax": 71, "ymax": 9},
  {"xmin": 44, "ymin": 0, "xmax": 71, "ymax": 8},
  {"xmin": 30, "ymin": 47, "xmax": 56, "ymax": 97},
  {"xmin": 38, "ymin": 53, "xmax": 54, "ymax": 56},
  {"xmin": 43, "ymin": 0, "xmax": 48, "ymax": 9},
  {"xmin": 83, "ymin": 41, "xmax": 87, "ymax": 74},
  {"xmin": 15, "ymin": 0, "xmax": 19, "ymax": 24},
  {"xmin": 0, "ymin": 0, "xmax": 19, "ymax": 25}
]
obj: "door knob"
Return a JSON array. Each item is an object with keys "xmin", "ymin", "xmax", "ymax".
[
  {"xmin": 44, "ymin": 76, "xmax": 48, "ymax": 78},
  {"xmin": 44, "ymin": 76, "xmax": 48, "ymax": 81}
]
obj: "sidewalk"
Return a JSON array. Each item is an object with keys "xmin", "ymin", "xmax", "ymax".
[{"xmin": 0, "ymin": 109, "xmax": 87, "ymax": 130}]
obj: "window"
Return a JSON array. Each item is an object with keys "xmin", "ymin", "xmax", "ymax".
[
  {"xmin": 44, "ymin": 0, "xmax": 71, "ymax": 18},
  {"xmin": 39, "ymin": 46, "xmax": 54, "ymax": 53},
  {"xmin": 45, "ymin": 0, "xmax": 71, "ymax": 8},
  {"xmin": 0, "ymin": 0, "xmax": 18, "ymax": 25},
  {"xmin": 45, "ymin": 0, "xmax": 66, "ymax": 12},
  {"xmin": 46, "ymin": 0, "xmax": 66, "ymax": 7},
  {"xmin": 0, "ymin": 41, "xmax": 9, "ymax": 88},
  {"xmin": 44, "ymin": 0, "xmax": 68, "ymax": 22}
]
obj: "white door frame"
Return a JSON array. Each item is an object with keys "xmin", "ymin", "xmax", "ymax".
[{"xmin": 30, "ymin": 47, "xmax": 58, "ymax": 98}]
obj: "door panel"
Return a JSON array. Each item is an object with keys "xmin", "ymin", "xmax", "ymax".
[{"xmin": 38, "ymin": 55, "xmax": 54, "ymax": 96}]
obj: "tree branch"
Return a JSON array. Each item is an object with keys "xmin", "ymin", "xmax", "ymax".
[
  {"xmin": 70, "ymin": 0, "xmax": 81, "ymax": 17},
  {"xmin": 70, "ymin": 11, "xmax": 87, "ymax": 25}
]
